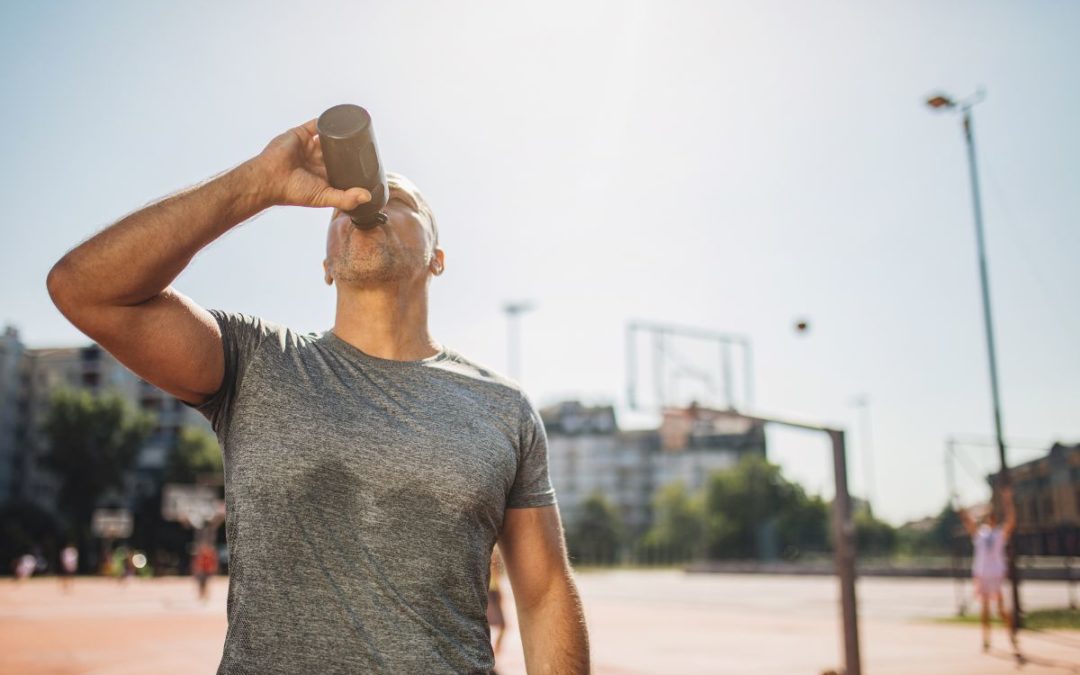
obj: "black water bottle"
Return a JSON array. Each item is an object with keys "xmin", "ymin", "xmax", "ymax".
[{"xmin": 317, "ymin": 104, "xmax": 388, "ymax": 228}]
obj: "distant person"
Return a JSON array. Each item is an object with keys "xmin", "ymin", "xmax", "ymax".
[
  {"xmin": 957, "ymin": 485, "xmax": 1019, "ymax": 655},
  {"xmin": 122, "ymin": 548, "xmax": 137, "ymax": 581},
  {"xmin": 13, "ymin": 553, "xmax": 36, "ymax": 581},
  {"xmin": 488, "ymin": 545, "xmax": 507, "ymax": 657},
  {"xmin": 112, "ymin": 546, "xmax": 129, "ymax": 583},
  {"xmin": 193, "ymin": 542, "xmax": 218, "ymax": 601},
  {"xmin": 60, "ymin": 543, "xmax": 78, "ymax": 591},
  {"xmin": 47, "ymin": 115, "xmax": 589, "ymax": 672}
]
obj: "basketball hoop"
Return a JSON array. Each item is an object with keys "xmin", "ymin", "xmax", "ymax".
[
  {"xmin": 162, "ymin": 484, "xmax": 225, "ymax": 530},
  {"xmin": 91, "ymin": 508, "xmax": 133, "ymax": 539}
]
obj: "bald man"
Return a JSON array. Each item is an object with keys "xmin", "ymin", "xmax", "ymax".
[{"xmin": 48, "ymin": 118, "xmax": 590, "ymax": 674}]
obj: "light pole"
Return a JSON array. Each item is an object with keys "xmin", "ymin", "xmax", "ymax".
[
  {"xmin": 503, "ymin": 301, "xmax": 535, "ymax": 382},
  {"xmin": 849, "ymin": 394, "xmax": 876, "ymax": 511},
  {"xmin": 926, "ymin": 88, "xmax": 1020, "ymax": 624}
]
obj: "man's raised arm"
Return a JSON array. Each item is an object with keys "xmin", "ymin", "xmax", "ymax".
[{"xmin": 46, "ymin": 119, "xmax": 370, "ymax": 405}]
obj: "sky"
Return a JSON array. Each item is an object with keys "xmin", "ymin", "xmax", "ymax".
[{"xmin": 2, "ymin": 1, "xmax": 1077, "ymax": 525}]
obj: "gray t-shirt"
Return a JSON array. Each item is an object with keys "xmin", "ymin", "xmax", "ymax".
[{"xmin": 184, "ymin": 309, "xmax": 557, "ymax": 674}]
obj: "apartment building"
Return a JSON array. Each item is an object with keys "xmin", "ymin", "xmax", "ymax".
[
  {"xmin": 541, "ymin": 401, "xmax": 767, "ymax": 537},
  {"xmin": 0, "ymin": 326, "xmax": 211, "ymax": 517}
]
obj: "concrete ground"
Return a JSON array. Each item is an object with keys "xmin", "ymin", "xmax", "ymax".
[{"xmin": 1, "ymin": 570, "xmax": 1078, "ymax": 674}]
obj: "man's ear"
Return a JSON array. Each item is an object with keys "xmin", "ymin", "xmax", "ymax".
[
  {"xmin": 430, "ymin": 248, "xmax": 446, "ymax": 276},
  {"xmin": 323, "ymin": 258, "xmax": 333, "ymax": 286}
]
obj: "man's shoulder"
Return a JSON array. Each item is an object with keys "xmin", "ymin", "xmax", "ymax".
[
  {"xmin": 208, "ymin": 309, "xmax": 319, "ymax": 349},
  {"xmin": 434, "ymin": 348, "xmax": 527, "ymax": 400}
]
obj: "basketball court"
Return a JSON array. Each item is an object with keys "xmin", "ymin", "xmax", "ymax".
[{"xmin": 2, "ymin": 570, "xmax": 1078, "ymax": 674}]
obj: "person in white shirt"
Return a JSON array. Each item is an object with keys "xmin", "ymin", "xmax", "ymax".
[
  {"xmin": 957, "ymin": 484, "xmax": 1018, "ymax": 655},
  {"xmin": 60, "ymin": 544, "xmax": 78, "ymax": 592}
]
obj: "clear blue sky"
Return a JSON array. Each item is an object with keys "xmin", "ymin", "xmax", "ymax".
[{"xmin": 2, "ymin": 1, "xmax": 1077, "ymax": 524}]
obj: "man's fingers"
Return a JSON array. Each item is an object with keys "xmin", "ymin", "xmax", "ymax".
[
  {"xmin": 344, "ymin": 187, "xmax": 372, "ymax": 207},
  {"xmin": 315, "ymin": 186, "xmax": 371, "ymax": 210}
]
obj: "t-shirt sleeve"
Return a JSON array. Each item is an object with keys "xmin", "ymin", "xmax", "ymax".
[
  {"xmin": 182, "ymin": 309, "xmax": 270, "ymax": 436},
  {"xmin": 506, "ymin": 391, "xmax": 558, "ymax": 509}
]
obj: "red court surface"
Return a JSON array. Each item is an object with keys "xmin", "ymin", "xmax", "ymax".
[{"xmin": 2, "ymin": 570, "xmax": 1078, "ymax": 674}]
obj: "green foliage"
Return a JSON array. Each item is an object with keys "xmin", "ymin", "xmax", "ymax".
[
  {"xmin": 567, "ymin": 491, "xmax": 624, "ymax": 565},
  {"xmin": 641, "ymin": 481, "xmax": 705, "ymax": 561},
  {"xmin": 40, "ymin": 388, "xmax": 154, "ymax": 525},
  {"xmin": 164, "ymin": 427, "xmax": 223, "ymax": 484},
  {"xmin": 703, "ymin": 454, "xmax": 803, "ymax": 559},
  {"xmin": 897, "ymin": 503, "xmax": 966, "ymax": 556},
  {"xmin": 577, "ymin": 453, "xmax": 911, "ymax": 566},
  {"xmin": 630, "ymin": 455, "xmax": 836, "ymax": 563},
  {"xmin": 1025, "ymin": 608, "xmax": 1080, "ymax": 631},
  {"xmin": 928, "ymin": 504, "xmax": 964, "ymax": 550},
  {"xmin": 853, "ymin": 503, "xmax": 897, "ymax": 556},
  {"xmin": 937, "ymin": 607, "xmax": 1080, "ymax": 630},
  {"xmin": 0, "ymin": 499, "xmax": 61, "ymax": 574},
  {"xmin": 777, "ymin": 489, "xmax": 830, "ymax": 559}
]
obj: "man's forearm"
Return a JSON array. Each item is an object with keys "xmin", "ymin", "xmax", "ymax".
[
  {"xmin": 517, "ymin": 578, "xmax": 590, "ymax": 674},
  {"xmin": 49, "ymin": 159, "xmax": 271, "ymax": 308}
]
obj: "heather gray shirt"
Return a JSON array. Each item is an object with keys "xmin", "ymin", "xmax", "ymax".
[{"xmin": 184, "ymin": 310, "xmax": 557, "ymax": 674}]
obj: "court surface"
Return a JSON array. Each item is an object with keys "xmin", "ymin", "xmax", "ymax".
[{"xmin": 2, "ymin": 570, "xmax": 1078, "ymax": 674}]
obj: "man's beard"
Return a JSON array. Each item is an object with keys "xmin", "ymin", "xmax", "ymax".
[{"xmin": 332, "ymin": 231, "xmax": 426, "ymax": 285}]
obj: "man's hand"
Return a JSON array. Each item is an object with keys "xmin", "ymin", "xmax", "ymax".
[
  {"xmin": 252, "ymin": 119, "xmax": 372, "ymax": 211},
  {"xmin": 47, "ymin": 114, "xmax": 376, "ymax": 407}
]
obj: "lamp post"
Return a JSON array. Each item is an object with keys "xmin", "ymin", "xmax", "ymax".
[
  {"xmin": 503, "ymin": 301, "xmax": 535, "ymax": 382},
  {"xmin": 849, "ymin": 394, "xmax": 876, "ymax": 510},
  {"xmin": 926, "ymin": 88, "xmax": 1020, "ymax": 625}
]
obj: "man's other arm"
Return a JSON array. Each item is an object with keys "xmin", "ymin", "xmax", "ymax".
[
  {"xmin": 498, "ymin": 504, "xmax": 590, "ymax": 674},
  {"xmin": 46, "ymin": 120, "xmax": 370, "ymax": 404}
]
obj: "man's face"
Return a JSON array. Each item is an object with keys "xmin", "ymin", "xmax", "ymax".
[{"xmin": 324, "ymin": 187, "xmax": 440, "ymax": 287}]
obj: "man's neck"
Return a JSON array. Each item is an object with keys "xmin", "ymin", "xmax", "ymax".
[{"xmin": 331, "ymin": 282, "xmax": 440, "ymax": 361}]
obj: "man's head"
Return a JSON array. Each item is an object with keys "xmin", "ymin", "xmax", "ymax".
[{"xmin": 323, "ymin": 171, "xmax": 443, "ymax": 288}]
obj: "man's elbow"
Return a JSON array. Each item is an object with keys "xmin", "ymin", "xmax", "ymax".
[
  {"xmin": 46, "ymin": 258, "xmax": 77, "ymax": 315},
  {"xmin": 47, "ymin": 257, "xmax": 99, "ymax": 327}
]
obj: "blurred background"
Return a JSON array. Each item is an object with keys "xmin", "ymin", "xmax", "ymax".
[{"xmin": 1, "ymin": 1, "xmax": 1078, "ymax": 673}]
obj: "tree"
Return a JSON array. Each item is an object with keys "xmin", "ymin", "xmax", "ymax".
[
  {"xmin": 642, "ymin": 481, "xmax": 705, "ymax": 562},
  {"xmin": 40, "ymin": 388, "xmax": 154, "ymax": 569},
  {"xmin": 0, "ymin": 499, "xmax": 61, "ymax": 575},
  {"xmin": 164, "ymin": 427, "xmax": 223, "ymax": 484},
  {"xmin": 853, "ymin": 503, "xmax": 897, "ymax": 556},
  {"xmin": 567, "ymin": 492, "xmax": 624, "ymax": 565},
  {"xmin": 132, "ymin": 426, "xmax": 226, "ymax": 573},
  {"xmin": 897, "ymin": 503, "xmax": 966, "ymax": 556},
  {"xmin": 777, "ymin": 487, "xmax": 830, "ymax": 559},
  {"xmin": 703, "ymin": 454, "xmax": 800, "ymax": 559}
]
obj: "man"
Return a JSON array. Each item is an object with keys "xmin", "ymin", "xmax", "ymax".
[
  {"xmin": 957, "ymin": 485, "xmax": 1018, "ymax": 656},
  {"xmin": 47, "ymin": 117, "xmax": 590, "ymax": 674}
]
